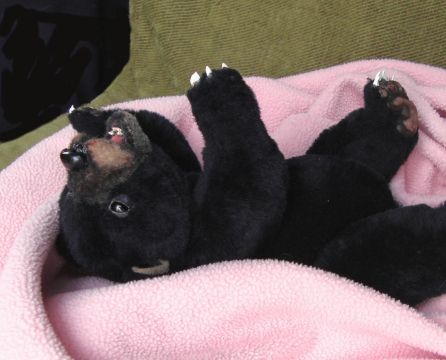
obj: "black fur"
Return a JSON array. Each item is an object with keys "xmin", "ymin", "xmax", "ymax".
[
  {"xmin": 58, "ymin": 68, "xmax": 420, "ymax": 303},
  {"xmin": 261, "ymin": 79, "xmax": 418, "ymax": 264},
  {"xmin": 315, "ymin": 204, "xmax": 446, "ymax": 306}
]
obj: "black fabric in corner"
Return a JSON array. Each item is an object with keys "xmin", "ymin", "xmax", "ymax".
[{"xmin": 0, "ymin": 0, "xmax": 129, "ymax": 141}]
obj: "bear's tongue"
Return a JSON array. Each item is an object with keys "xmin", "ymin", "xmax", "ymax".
[
  {"xmin": 111, "ymin": 135, "xmax": 124, "ymax": 144},
  {"xmin": 108, "ymin": 126, "xmax": 125, "ymax": 144}
]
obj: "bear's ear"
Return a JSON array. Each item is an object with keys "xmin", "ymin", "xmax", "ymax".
[
  {"xmin": 135, "ymin": 111, "xmax": 202, "ymax": 173},
  {"xmin": 68, "ymin": 107, "xmax": 113, "ymax": 137}
]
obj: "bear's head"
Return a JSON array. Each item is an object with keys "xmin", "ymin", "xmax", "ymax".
[{"xmin": 58, "ymin": 108, "xmax": 198, "ymax": 282}]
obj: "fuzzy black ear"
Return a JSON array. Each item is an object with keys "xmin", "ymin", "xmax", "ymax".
[
  {"xmin": 134, "ymin": 110, "xmax": 202, "ymax": 173},
  {"xmin": 68, "ymin": 107, "xmax": 114, "ymax": 137}
]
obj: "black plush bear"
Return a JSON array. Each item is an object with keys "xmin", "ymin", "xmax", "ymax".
[{"xmin": 58, "ymin": 66, "xmax": 421, "ymax": 303}]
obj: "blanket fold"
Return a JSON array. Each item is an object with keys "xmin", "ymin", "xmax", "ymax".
[{"xmin": 2, "ymin": 60, "xmax": 446, "ymax": 359}]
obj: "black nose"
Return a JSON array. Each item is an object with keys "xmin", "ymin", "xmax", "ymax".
[{"xmin": 60, "ymin": 148, "xmax": 87, "ymax": 171}]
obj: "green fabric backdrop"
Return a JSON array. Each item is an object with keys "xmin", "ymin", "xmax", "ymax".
[{"xmin": 1, "ymin": 0, "xmax": 445, "ymax": 170}]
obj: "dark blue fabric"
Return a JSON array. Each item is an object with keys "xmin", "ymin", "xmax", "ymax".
[{"xmin": 0, "ymin": 1, "xmax": 129, "ymax": 140}]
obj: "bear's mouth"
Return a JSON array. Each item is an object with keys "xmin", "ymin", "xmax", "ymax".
[
  {"xmin": 131, "ymin": 259, "xmax": 170, "ymax": 276},
  {"xmin": 107, "ymin": 126, "xmax": 125, "ymax": 144},
  {"xmin": 104, "ymin": 111, "xmax": 135, "ymax": 148}
]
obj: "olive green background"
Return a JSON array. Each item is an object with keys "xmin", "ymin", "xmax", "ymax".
[{"xmin": 1, "ymin": 0, "xmax": 445, "ymax": 170}]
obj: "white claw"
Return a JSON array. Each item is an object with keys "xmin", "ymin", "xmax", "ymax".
[
  {"xmin": 372, "ymin": 72, "xmax": 380, "ymax": 86},
  {"xmin": 190, "ymin": 72, "xmax": 200, "ymax": 86},
  {"xmin": 222, "ymin": 63, "xmax": 228, "ymax": 68},
  {"xmin": 205, "ymin": 66, "xmax": 212, "ymax": 76},
  {"xmin": 373, "ymin": 70, "xmax": 388, "ymax": 86},
  {"xmin": 391, "ymin": 74, "xmax": 395, "ymax": 80},
  {"xmin": 68, "ymin": 105, "xmax": 75, "ymax": 114}
]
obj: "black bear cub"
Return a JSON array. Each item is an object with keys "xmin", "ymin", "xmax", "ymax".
[{"xmin": 58, "ymin": 66, "xmax": 422, "ymax": 304}]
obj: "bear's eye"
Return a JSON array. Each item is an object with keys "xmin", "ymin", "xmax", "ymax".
[{"xmin": 108, "ymin": 196, "xmax": 132, "ymax": 218}]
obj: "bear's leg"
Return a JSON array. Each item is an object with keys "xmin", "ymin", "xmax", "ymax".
[
  {"xmin": 307, "ymin": 72, "xmax": 418, "ymax": 181},
  {"xmin": 305, "ymin": 109, "xmax": 362, "ymax": 156},
  {"xmin": 181, "ymin": 66, "xmax": 288, "ymax": 267},
  {"xmin": 315, "ymin": 205, "xmax": 446, "ymax": 306}
]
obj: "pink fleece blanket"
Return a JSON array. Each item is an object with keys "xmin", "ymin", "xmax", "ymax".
[{"xmin": 2, "ymin": 60, "xmax": 446, "ymax": 359}]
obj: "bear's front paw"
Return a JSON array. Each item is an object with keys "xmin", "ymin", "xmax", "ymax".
[
  {"xmin": 186, "ymin": 64, "xmax": 258, "ymax": 121},
  {"xmin": 187, "ymin": 64, "xmax": 245, "ymax": 102},
  {"xmin": 189, "ymin": 63, "xmax": 229, "ymax": 86},
  {"xmin": 188, "ymin": 63, "xmax": 239, "ymax": 89}
]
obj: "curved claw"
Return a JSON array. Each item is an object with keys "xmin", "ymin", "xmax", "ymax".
[
  {"xmin": 190, "ymin": 72, "xmax": 200, "ymax": 86},
  {"xmin": 373, "ymin": 70, "xmax": 388, "ymax": 87},
  {"xmin": 222, "ymin": 63, "xmax": 228, "ymax": 68},
  {"xmin": 205, "ymin": 66, "xmax": 212, "ymax": 76},
  {"xmin": 68, "ymin": 105, "xmax": 75, "ymax": 114}
]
